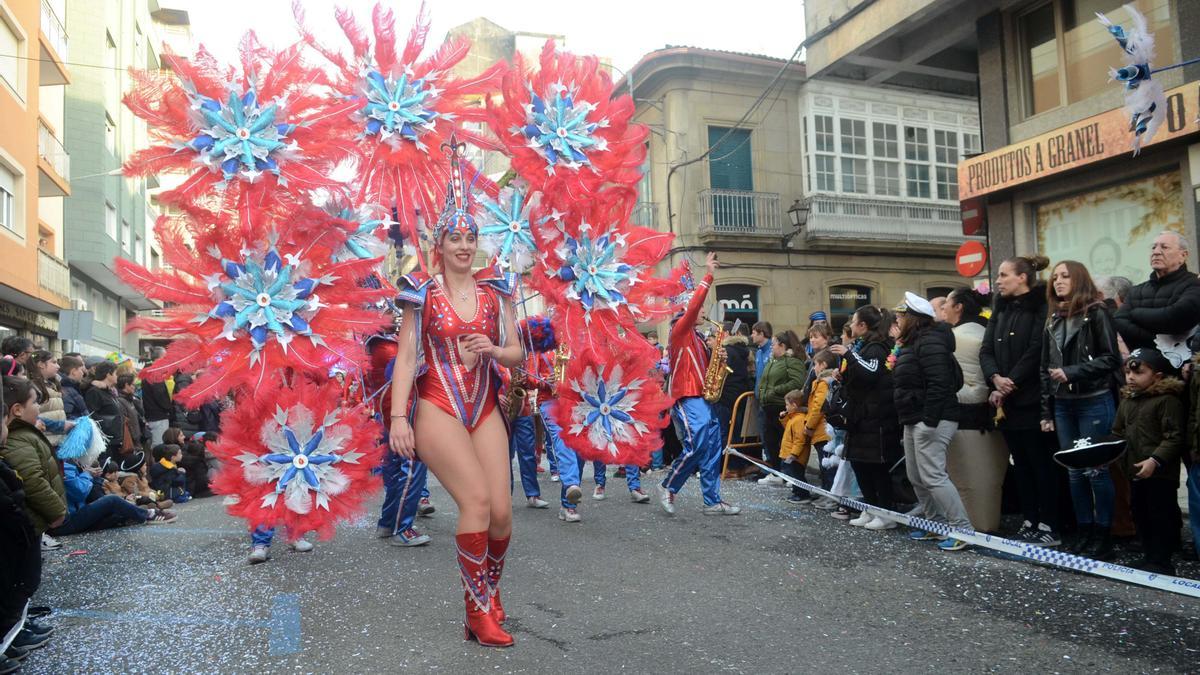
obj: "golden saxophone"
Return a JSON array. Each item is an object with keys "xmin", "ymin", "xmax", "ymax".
[
  {"xmin": 552, "ymin": 345, "xmax": 570, "ymax": 386},
  {"xmin": 702, "ymin": 319, "xmax": 733, "ymax": 403},
  {"xmin": 505, "ymin": 370, "xmax": 528, "ymax": 421}
]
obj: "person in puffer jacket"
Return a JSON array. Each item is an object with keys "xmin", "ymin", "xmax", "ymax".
[{"xmin": 891, "ymin": 292, "xmax": 971, "ymax": 550}]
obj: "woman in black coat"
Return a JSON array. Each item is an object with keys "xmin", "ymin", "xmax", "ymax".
[
  {"xmin": 830, "ymin": 306, "xmax": 902, "ymax": 517},
  {"xmin": 979, "ymin": 254, "xmax": 1061, "ymax": 546},
  {"xmin": 892, "ymin": 293, "xmax": 972, "ymax": 545}
]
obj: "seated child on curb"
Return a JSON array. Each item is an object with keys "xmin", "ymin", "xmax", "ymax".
[
  {"xmin": 1111, "ymin": 348, "xmax": 1186, "ymax": 576},
  {"xmin": 102, "ymin": 453, "xmax": 174, "ymax": 510},
  {"xmin": 149, "ymin": 444, "xmax": 190, "ymax": 503}
]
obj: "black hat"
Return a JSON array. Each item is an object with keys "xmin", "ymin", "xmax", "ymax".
[
  {"xmin": 119, "ymin": 451, "xmax": 146, "ymax": 473},
  {"xmin": 1053, "ymin": 435, "xmax": 1126, "ymax": 470},
  {"xmin": 1126, "ymin": 348, "xmax": 1174, "ymax": 375}
]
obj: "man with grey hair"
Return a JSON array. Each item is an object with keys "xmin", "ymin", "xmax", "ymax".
[
  {"xmin": 142, "ymin": 346, "xmax": 175, "ymax": 446},
  {"xmin": 1113, "ymin": 230, "xmax": 1200, "ymax": 354},
  {"xmin": 1096, "ymin": 275, "xmax": 1132, "ymax": 308}
]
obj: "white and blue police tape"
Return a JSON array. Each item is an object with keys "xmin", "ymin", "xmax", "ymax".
[{"xmin": 725, "ymin": 448, "xmax": 1200, "ymax": 599}]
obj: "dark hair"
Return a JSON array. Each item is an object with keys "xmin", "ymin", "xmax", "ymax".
[
  {"xmin": 852, "ymin": 306, "xmax": 890, "ymax": 345},
  {"xmin": 153, "ymin": 444, "xmax": 182, "ymax": 461},
  {"xmin": 2, "ymin": 376, "xmax": 34, "ymax": 417},
  {"xmin": 27, "ymin": 350, "xmax": 58, "ymax": 402},
  {"xmin": 90, "ymin": 361, "xmax": 117, "ymax": 382},
  {"xmin": 1001, "ymin": 254, "xmax": 1050, "ymax": 290},
  {"xmin": 117, "ymin": 374, "xmax": 136, "ymax": 391},
  {"xmin": 784, "ymin": 389, "xmax": 805, "ymax": 405},
  {"xmin": 898, "ymin": 312, "xmax": 935, "ymax": 345},
  {"xmin": 1048, "ymin": 260, "xmax": 1103, "ymax": 317},
  {"xmin": 774, "ymin": 329, "xmax": 803, "ymax": 355},
  {"xmin": 811, "ymin": 348, "xmax": 838, "ymax": 371},
  {"xmin": 164, "ymin": 427, "xmax": 184, "ymax": 446},
  {"xmin": 735, "ymin": 321, "xmax": 751, "ymax": 337},
  {"xmin": 1, "ymin": 336, "xmax": 32, "ymax": 357},
  {"xmin": 752, "ymin": 321, "xmax": 773, "ymax": 339},
  {"xmin": 946, "ymin": 287, "xmax": 988, "ymax": 327},
  {"xmin": 59, "ymin": 354, "xmax": 84, "ymax": 376}
]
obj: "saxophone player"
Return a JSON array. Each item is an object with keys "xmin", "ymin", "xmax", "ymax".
[{"xmin": 658, "ymin": 252, "xmax": 741, "ymax": 516}]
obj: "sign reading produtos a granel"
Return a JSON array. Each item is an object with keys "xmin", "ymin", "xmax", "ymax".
[{"xmin": 959, "ymin": 79, "xmax": 1200, "ymax": 200}]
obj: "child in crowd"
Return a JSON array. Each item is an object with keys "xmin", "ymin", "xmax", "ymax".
[
  {"xmin": 805, "ymin": 349, "xmax": 839, "ymax": 508},
  {"xmin": 778, "ymin": 390, "xmax": 810, "ymax": 503},
  {"xmin": 1111, "ymin": 348, "xmax": 1186, "ymax": 576},
  {"xmin": 102, "ymin": 453, "xmax": 173, "ymax": 510},
  {"xmin": 149, "ymin": 444, "xmax": 190, "ymax": 503},
  {"xmin": 179, "ymin": 435, "xmax": 212, "ymax": 498}
]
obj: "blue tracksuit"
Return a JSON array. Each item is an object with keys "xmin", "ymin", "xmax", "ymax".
[
  {"xmin": 661, "ymin": 396, "xmax": 724, "ymax": 506},
  {"xmin": 509, "ymin": 414, "xmax": 542, "ymax": 498},
  {"xmin": 377, "ymin": 451, "xmax": 429, "ymax": 536}
]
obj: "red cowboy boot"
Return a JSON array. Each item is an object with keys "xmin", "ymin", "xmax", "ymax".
[
  {"xmin": 487, "ymin": 535, "xmax": 511, "ymax": 623},
  {"xmin": 458, "ymin": 532, "xmax": 513, "ymax": 647}
]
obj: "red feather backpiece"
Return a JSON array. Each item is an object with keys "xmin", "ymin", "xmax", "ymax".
[
  {"xmin": 209, "ymin": 378, "xmax": 382, "ymax": 540},
  {"xmin": 122, "ymin": 33, "xmax": 358, "ymax": 237},
  {"xmin": 294, "ymin": 2, "xmax": 505, "ymax": 263},
  {"xmin": 487, "ymin": 40, "xmax": 648, "ymax": 211},
  {"xmin": 547, "ymin": 346, "xmax": 670, "ymax": 466},
  {"xmin": 119, "ymin": 208, "xmax": 390, "ymax": 408}
]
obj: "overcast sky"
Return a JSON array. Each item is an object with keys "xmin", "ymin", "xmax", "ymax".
[{"xmin": 181, "ymin": 0, "xmax": 805, "ymax": 73}]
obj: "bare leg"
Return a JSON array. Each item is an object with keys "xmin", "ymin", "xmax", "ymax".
[
  {"xmin": 470, "ymin": 410, "xmax": 513, "ymax": 540},
  {"xmin": 414, "ymin": 400, "xmax": 490, "ymax": 534}
]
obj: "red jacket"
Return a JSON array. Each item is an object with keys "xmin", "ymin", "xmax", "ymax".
[{"xmin": 668, "ymin": 273, "xmax": 712, "ymax": 401}]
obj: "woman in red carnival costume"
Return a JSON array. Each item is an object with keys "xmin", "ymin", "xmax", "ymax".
[{"xmin": 388, "ymin": 140, "xmax": 524, "ymax": 648}]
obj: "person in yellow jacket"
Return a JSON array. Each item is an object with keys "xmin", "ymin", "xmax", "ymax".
[{"xmin": 781, "ymin": 350, "xmax": 837, "ymax": 504}]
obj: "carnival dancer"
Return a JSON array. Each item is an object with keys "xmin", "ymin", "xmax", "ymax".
[
  {"xmin": 659, "ymin": 253, "xmax": 741, "ymax": 516},
  {"xmin": 369, "ymin": 334, "xmax": 434, "ymax": 547},
  {"xmin": 504, "ymin": 356, "xmax": 550, "ymax": 509},
  {"xmin": 387, "ymin": 142, "xmax": 524, "ymax": 649}
]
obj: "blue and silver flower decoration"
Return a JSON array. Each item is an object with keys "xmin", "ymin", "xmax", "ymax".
[
  {"xmin": 568, "ymin": 365, "xmax": 649, "ymax": 457},
  {"xmin": 478, "ymin": 186, "xmax": 538, "ymax": 272},
  {"xmin": 198, "ymin": 244, "xmax": 334, "ymax": 360},
  {"xmin": 552, "ymin": 225, "xmax": 637, "ymax": 314},
  {"xmin": 239, "ymin": 404, "xmax": 363, "ymax": 513},
  {"xmin": 329, "ymin": 204, "xmax": 392, "ymax": 263},
  {"xmin": 357, "ymin": 67, "xmax": 447, "ymax": 152},
  {"xmin": 518, "ymin": 81, "xmax": 609, "ymax": 174},
  {"xmin": 184, "ymin": 84, "xmax": 298, "ymax": 183}
]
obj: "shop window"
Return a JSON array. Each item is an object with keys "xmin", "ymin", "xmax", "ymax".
[
  {"xmin": 1019, "ymin": 0, "xmax": 1175, "ymax": 117},
  {"xmin": 715, "ymin": 284, "xmax": 759, "ymax": 326},
  {"xmin": 828, "ymin": 285, "xmax": 872, "ymax": 333},
  {"xmin": 1036, "ymin": 170, "xmax": 1182, "ymax": 282}
]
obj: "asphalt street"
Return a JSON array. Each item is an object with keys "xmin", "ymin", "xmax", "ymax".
[{"xmin": 19, "ymin": 467, "xmax": 1200, "ymax": 674}]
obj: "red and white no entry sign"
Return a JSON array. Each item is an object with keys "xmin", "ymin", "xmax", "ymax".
[{"xmin": 956, "ymin": 240, "xmax": 988, "ymax": 277}]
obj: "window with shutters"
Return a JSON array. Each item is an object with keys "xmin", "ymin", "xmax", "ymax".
[
  {"xmin": 707, "ymin": 126, "xmax": 754, "ymax": 231},
  {"xmin": 0, "ymin": 164, "xmax": 15, "ymax": 233},
  {"xmin": 0, "ymin": 11, "xmax": 22, "ymax": 99}
]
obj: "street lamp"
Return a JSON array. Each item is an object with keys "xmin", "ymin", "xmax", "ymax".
[{"xmin": 784, "ymin": 198, "xmax": 809, "ymax": 248}]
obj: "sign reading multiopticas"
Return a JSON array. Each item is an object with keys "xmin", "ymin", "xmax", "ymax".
[{"xmin": 959, "ymin": 79, "xmax": 1200, "ymax": 200}]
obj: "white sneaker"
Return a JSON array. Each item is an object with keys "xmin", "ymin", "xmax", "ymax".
[
  {"xmin": 549, "ymin": 473, "xmax": 561, "ymax": 483},
  {"xmin": 526, "ymin": 496, "xmax": 550, "ymax": 509},
  {"xmin": 864, "ymin": 516, "xmax": 896, "ymax": 531},
  {"xmin": 592, "ymin": 485, "xmax": 606, "ymax": 500},
  {"xmin": 629, "ymin": 488, "xmax": 651, "ymax": 503},
  {"xmin": 289, "ymin": 539, "xmax": 314, "ymax": 553},
  {"xmin": 564, "ymin": 485, "xmax": 583, "ymax": 505},
  {"xmin": 41, "ymin": 533, "xmax": 62, "ymax": 551},
  {"xmin": 248, "ymin": 545, "xmax": 270, "ymax": 564},
  {"xmin": 757, "ymin": 474, "xmax": 784, "ymax": 486},
  {"xmin": 702, "ymin": 502, "xmax": 742, "ymax": 516},
  {"xmin": 849, "ymin": 511, "xmax": 873, "ymax": 527},
  {"xmin": 558, "ymin": 507, "xmax": 581, "ymax": 523},
  {"xmin": 658, "ymin": 485, "xmax": 676, "ymax": 515}
]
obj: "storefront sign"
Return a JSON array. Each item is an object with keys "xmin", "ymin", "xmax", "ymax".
[
  {"xmin": 0, "ymin": 303, "xmax": 58, "ymax": 334},
  {"xmin": 715, "ymin": 284, "xmax": 759, "ymax": 323},
  {"xmin": 959, "ymin": 79, "xmax": 1200, "ymax": 200}
]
